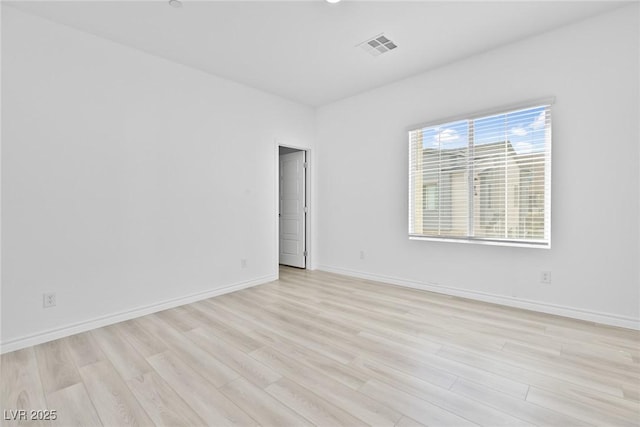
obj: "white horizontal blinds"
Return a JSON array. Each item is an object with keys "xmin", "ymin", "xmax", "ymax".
[
  {"xmin": 409, "ymin": 120, "xmax": 469, "ymax": 238},
  {"xmin": 472, "ymin": 106, "xmax": 550, "ymax": 242},
  {"xmin": 409, "ymin": 103, "xmax": 551, "ymax": 246},
  {"xmin": 506, "ymin": 105, "xmax": 550, "ymax": 243}
]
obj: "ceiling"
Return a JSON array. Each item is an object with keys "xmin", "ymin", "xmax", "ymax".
[{"xmin": 6, "ymin": 1, "xmax": 628, "ymax": 107}]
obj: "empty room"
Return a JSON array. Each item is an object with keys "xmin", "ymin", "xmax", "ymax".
[{"xmin": 1, "ymin": 0, "xmax": 639, "ymax": 426}]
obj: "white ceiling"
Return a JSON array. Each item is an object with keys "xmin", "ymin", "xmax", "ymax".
[{"xmin": 7, "ymin": 1, "xmax": 628, "ymax": 107}]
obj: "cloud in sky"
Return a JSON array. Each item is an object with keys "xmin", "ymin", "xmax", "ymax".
[
  {"xmin": 510, "ymin": 127, "xmax": 528, "ymax": 136},
  {"xmin": 435, "ymin": 128, "xmax": 460, "ymax": 143},
  {"xmin": 530, "ymin": 111, "xmax": 546, "ymax": 130}
]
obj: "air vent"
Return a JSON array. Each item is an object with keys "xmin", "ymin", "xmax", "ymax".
[{"xmin": 358, "ymin": 33, "xmax": 398, "ymax": 57}]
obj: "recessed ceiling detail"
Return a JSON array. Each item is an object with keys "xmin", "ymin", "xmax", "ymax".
[{"xmin": 358, "ymin": 34, "xmax": 397, "ymax": 57}]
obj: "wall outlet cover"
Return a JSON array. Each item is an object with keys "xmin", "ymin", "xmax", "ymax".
[{"xmin": 541, "ymin": 271, "xmax": 552, "ymax": 284}]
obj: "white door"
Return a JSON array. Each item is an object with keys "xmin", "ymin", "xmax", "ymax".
[{"xmin": 279, "ymin": 150, "xmax": 306, "ymax": 268}]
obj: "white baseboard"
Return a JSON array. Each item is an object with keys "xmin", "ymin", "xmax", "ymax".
[
  {"xmin": 318, "ymin": 265, "xmax": 639, "ymax": 331},
  {"xmin": 0, "ymin": 274, "xmax": 277, "ymax": 354}
]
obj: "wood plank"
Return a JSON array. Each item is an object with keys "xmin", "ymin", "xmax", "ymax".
[
  {"xmin": 450, "ymin": 378, "xmax": 591, "ymax": 426},
  {"xmin": 249, "ymin": 328, "xmax": 368, "ymax": 390},
  {"xmin": 34, "ymin": 339, "xmax": 82, "ymax": 394},
  {"xmin": 90, "ymin": 325, "xmax": 152, "ymax": 381},
  {"xmin": 189, "ymin": 302, "xmax": 262, "ymax": 353},
  {"xmin": 543, "ymin": 325, "xmax": 640, "ymax": 356},
  {"xmin": 79, "ymin": 361, "xmax": 153, "ymax": 426},
  {"xmin": 250, "ymin": 345, "xmax": 402, "ymax": 426},
  {"xmin": 351, "ymin": 356, "xmax": 533, "ymax": 426},
  {"xmin": 186, "ymin": 327, "xmax": 281, "ymax": 388},
  {"xmin": 125, "ymin": 371, "xmax": 206, "ymax": 426},
  {"xmin": 147, "ymin": 351, "xmax": 258, "ymax": 426},
  {"xmin": 219, "ymin": 377, "xmax": 313, "ymax": 427},
  {"xmin": 502, "ymin": 341, "xmax": 638, "ymax": 389},
  {"xmin": 439, "ymin": 344, "xmax": 623, "ymax": 399},
  {"xmin": 360, "ymin": 346, "xmax": 458, "ymax": 390},
  {"xmin": 115, "ymin": 319, "xmax": 168, "ymax": 358},
  {"xmin": 62, "ymin": 332, "xmax": 105, "ymax": 368},
  {"xmin": 526, "ymin": 386, "xmax": 640, "ymax": 427},
  {"xmin": 45, "ymin": 383, "xmax": 102, "ymax": 427},
  {"xmin": 1, "ymin": 347, "xmax": 51, "ymax": 427},
  {"xmin": 218, "ymin": 295, "xmax": 356, "ymax": 364},
  {"xmin": 198, "ymin": 298, "xmax": 261, "ymax": 333},
  {"xmin": 265, "ymin": 377, "xmax": 368, "ymax": 426},
  {"xmin": 359, "ymin": 331, "xmax": 523, "ymax": 394},
  {"xmin": 359, "ymin": 379, "xmax": 476, "ymax": 426},
  {"xmin": 395, "ymin": 416, "xmax": 427, "ymax": 427},
  {"xmin": 561, "ymin": 341, "xmax": 637, "ymax": 367},
  {"xmin": 229, "ymin": 289, "xmax": 363, "ymax": 342},
  {"xmin": 623, "ymin": 385, "xmax": 640, "ymax": 402},
  {"xmin": 154, "ymin": 305, "xmax": 202, "ymax": 332},
  {"xmin": 135, "ymin": 314, "xmax": 240, "ymax": 388}
]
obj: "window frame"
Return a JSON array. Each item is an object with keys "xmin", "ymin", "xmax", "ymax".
[{"xmin": 408, "ymin": 98, "xmax": 554, "ymax": 249}]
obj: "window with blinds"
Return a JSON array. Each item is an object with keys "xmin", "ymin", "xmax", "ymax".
[{"xmin": 409, "ymin": 101, "xmax": 552, "ymax": 247}]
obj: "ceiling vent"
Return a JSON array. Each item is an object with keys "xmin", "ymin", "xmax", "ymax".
[{"xmin": 358, "ymin": 34, "xmax": 398, "ymax": 57}]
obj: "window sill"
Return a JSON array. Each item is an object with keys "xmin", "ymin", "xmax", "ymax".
[{"xmin": 409, "ymin": 235, "xmax": 550, "ymax": 249}]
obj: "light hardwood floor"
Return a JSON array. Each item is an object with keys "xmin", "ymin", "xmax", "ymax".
[{"xmin": 2, "ymin": 267, "xmax": 639, "ymax": 426}]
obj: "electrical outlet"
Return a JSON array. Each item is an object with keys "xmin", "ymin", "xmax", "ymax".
[
  {"xmin": 241, "ymin": 259, "xmax": 247, "ymax": 269},
  {"xmin": 43, "ymin": 293, "xmax": 56, "ymax": 308},
  {"xmin": 541, "ymin": 271, "xmax": 551, "ymax": 284},
  {"xmin": 359, "ymin": 251, "xmax": 365, "ymax": 260}
]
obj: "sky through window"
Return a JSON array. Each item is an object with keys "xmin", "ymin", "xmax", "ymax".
[{"xmin": 422, "ymin": 106, "xmax": 547, "ymax": 154}]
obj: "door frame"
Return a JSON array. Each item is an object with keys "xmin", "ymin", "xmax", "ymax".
[{"xmin": 274, "ymin": 140, "xmax": 312, "ymax": 277}]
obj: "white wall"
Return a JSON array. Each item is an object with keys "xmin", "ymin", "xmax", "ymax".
[
  {"xmin": 1, "ymin": 7, "xmax": 315, "ymax": 350},
  {"xmin": 316, "ymin": 5, "xmax": 640, "ymax": 328}
]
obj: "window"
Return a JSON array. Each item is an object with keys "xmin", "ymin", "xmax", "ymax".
[
  {"xmin": 423, "ymin": 183, "xmax": 438, "ymax": 211},
  {"xmin": 409, "ymin": 101, "xmax": 552, "ymax": 247}
]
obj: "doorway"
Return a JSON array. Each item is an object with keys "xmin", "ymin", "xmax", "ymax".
[{"xmin": 278, "ymin": 146, "xmax": 307, "ymax": 268}]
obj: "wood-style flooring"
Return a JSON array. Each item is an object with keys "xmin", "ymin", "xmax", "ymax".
[{"xmin": 2, "ymin": 267, "xmax": 639, "ymax": 426}]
